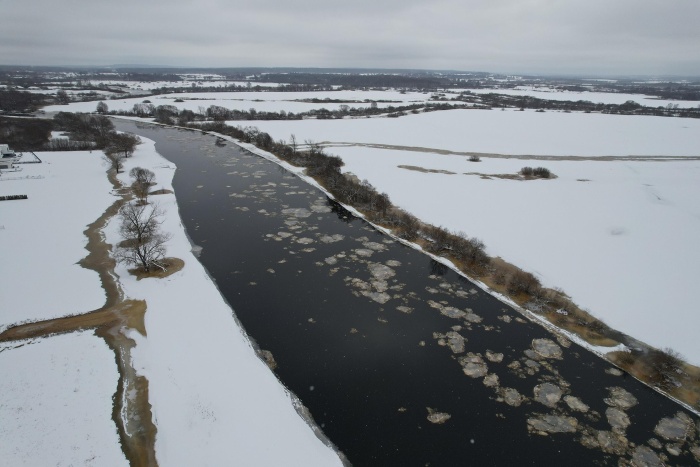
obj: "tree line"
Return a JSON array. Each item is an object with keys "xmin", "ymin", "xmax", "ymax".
[
  {"xmin": 455, "ymin": 92, "xmax": 700, "ymax": 118},
  {"xmin": 105, "ymin": 100, "xmax": 470, "ymax": 125}
]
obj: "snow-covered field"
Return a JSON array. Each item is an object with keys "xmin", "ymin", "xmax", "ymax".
[
  {"xmin": 0, "ymin": 141, "xmax": 344, "ymax": 465},
  {"xmin": 248, "ymin": 108, "xmax": 700, "ymax": 157},
  {"xmin": 92, "ymin": 79, "xmax": 284, "ymax": 90},
  {"xmin": 42, "ymin": 89, "xmax": 433, "ymax": 115},
  {"xmin": 0, "ymin": 151, "xmax": 113, "ymax": 330},
  {"xmin": 468, "ymin": 87, "xmax": 700, "ymax": 108},
  {"xmin": 246, "ymin": 110, "xmax": 700, "ymax": 364},
  {"xmin": 0, "ymin": 332, "xmax": 127, "ymax": 466}
]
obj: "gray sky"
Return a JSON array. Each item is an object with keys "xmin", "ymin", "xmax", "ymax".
[{"xmin": 2, "ymin": 0, "xmax": 699, "ymax": 76}]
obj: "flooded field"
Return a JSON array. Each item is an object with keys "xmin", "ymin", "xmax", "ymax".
[{"xmin": 115, "ymin": 120, "xmax": 700, "ymax": 466}]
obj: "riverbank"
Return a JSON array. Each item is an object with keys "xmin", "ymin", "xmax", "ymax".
[
  {"xmin": 185, "ymin": 123, "xmax": 700, "ymax": 416},
  {"xmin": 0, "ymin": 140, "xmax": 346, "ymax": 465},
  {"xmin": 112, "ymin": 120, "xmax": 700, "ymax": 465},
  {"xmin": 104, "ymin": 136, "xmax": 346, "ymax": 466}
]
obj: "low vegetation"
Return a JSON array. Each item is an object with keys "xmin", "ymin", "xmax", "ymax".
[{"xmin": 520, "ymin": 166, "xmax": 552, "ymax": 178}]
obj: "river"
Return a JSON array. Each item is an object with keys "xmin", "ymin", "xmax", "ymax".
[{"xmin": 114, "ymin": 120, "xmax": 699, "ymax": 466}]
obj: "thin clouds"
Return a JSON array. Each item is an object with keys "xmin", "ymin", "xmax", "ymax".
[{"xmin": 1, "ymin": 0, "xmax": 698, "ymax": 75}]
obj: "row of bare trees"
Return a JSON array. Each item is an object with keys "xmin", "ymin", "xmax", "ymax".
[{"xmin": 189, "ymin": 122, "xmax": 564, "ymax": 306}]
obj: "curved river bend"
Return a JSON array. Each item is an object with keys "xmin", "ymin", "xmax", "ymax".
[{"xmin": 116, "ymin": 121, "xmax": 699, "ymax": 466}]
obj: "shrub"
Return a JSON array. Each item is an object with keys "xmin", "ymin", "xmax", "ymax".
[
  {"xmin": 507, "ymin": 269, "xmax": 541, "ymax": 295},
  {"xmin": 468, "ymin": 155, "xmax": 481, "ymax": 162},
  {"xmin": 521, "ymin": 166, "xmax": 534, "ymax": 176},
  {"xmin": 533, "ymin": 167, "xmax": 551, "ymax": 178}
]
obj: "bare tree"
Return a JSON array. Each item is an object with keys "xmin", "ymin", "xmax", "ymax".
[
  {"xmin": 104, "ymin": 150, "xmax": 124, "ymax": 173},
  {"xmin": 129, "ymin": 167, "xmax": 156, "ymax": 203},
  {"xmin": 56, "ymin": 89, "xmax": 70, "ymax": 104},
  {"xmin": 96, "ymin": 101, "xmax": 108, "ymax": 114},
  {"xmin": 115, "ymin": 202, "xmax": 172, "ymax": 272},
  {"xmin": 105, "ymin": 133, "xmax": 141, "ymax": 158}
]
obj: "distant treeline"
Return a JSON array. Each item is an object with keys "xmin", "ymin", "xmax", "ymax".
[
  {"xmin": 0, "ymin": 90, "xmax": 48, "ymax": 112},
  {"xmin": 108, "ymin": 101, "xmax": 473, "ymax": 124},
  {"xmin": 454, "ymin": 92, "xmax": 700, "ymax": 118}
]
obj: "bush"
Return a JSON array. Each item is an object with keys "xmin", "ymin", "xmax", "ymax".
[
  {"xmin": 533, "ymin": 167, "xmax": 551, "ymax": 178},
  {"xmin": 468, "ymin": 155, "xmax": 481, "ymax": 162},
  {"xmin": 521, "ymin": 166, "xmax": 552, "ymax": 178},
  {"xmin": 507, "ymin": 269, "xmax": 541, "ymax": 295}
]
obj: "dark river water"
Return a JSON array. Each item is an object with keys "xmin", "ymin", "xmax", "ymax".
[{"xmin": 115, "ymin": 120, "xmax": 699, "ymax": 466}]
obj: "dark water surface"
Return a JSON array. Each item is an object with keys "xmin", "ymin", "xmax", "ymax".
[{"xmin": 115, "ymin": 121, "xmax": 699, "ymax": 466}]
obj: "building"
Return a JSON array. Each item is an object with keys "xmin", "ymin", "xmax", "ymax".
[{"xmin": 0, "ymin": 144, "xmax": 18, "ymax": 170}]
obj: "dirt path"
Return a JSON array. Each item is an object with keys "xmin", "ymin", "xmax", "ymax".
[
  {"xmin": 0, "ymin": 170, "xmax": 158, "ymax": 467},
  {"xmin": 317, "ymin": 141, "xmax": 700, "ymax": 161}
]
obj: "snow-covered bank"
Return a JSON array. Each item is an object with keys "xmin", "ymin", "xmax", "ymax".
[
  {"xmin": 244, "ymin": 112, "xmax": 700, "ymax": 364},
  {"xmin": 0, "ymin": 151, "xmax": 113, "ymax": 330},
  {"xmin": 318, "ymin": 147, "xmax": 700, "ymax": 364},
  {"xmin": 107, "ymin": 138, "xmax": 344, "ymax": 466},
  {"xmin": 0, "ymin": 332, "xmax": 128, "ymax": 466}
]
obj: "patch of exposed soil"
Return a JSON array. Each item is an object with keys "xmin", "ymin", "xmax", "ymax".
[
  {"xmin": 397, "ymin": 165, "xmax": 457, "ymax": 175},
  {"xmin": 0, "ymin": 167, "xmax": 159, "ymax": 466},
  {"xmin": 128, "ymin": 257, "xmax": 185, "ymax": 280}
]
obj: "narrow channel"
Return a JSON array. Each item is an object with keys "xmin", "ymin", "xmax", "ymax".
[{"xmin": 114, "ymin": 120, "xmax": 698, "ymax": 466}]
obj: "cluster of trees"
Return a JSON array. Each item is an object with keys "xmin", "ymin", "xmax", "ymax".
[
  {"xmin": 108, "ymin": 100, "xmax": 470, "ymax": 124},
  {"xmin": 460, "ymin": 92, "xmax": 700, "ymax": 118},
  {"xmin": 0, "ymin": 89, "xmax": 47, "ymax": 113},
  {"xmin": 104, "ymin": 133, "xmax": 142, "ymax": 172},
  {"xmin": 129, "ymin": 167, "xmax": 155, "ymax": 203},
  {"xmin": 50, "ymin": 112, "xmax": 141, "ymax": 169},
  {"xmin": 53, "ymin": 112, "xmax": 114, "ymax": 147},
  {"xmin": 0, "ymin": 117, "xmax": 52, "ymax": 150}
]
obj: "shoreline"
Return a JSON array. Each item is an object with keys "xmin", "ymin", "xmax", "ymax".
[{"xmin": 176, "ymin": 122, "xmax": 700, "ymax": 415}]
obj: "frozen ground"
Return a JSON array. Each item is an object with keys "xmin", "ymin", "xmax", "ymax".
[
  {"xmin": 247, "ymin": 110, "xmax": 700, "ymax": 364},
  {"xmin": 0, "ymin": 151, "xmax": 113, "ymax": 330},
  {"xmin": 0, "ymin": 331, "xmax": 127, "ymax": 466},
  {"xmin": 105, "ymin": 138, "xmax": 344, "ymax": 466},
  {"xmin": 248, "ymin": 108, "xmax": 700, "ymax": 157},
  {"xmin": 468, "ymin": 87, "xmax": 700, "ymax": 108},
  {"xmin": 42, "ymin": 89, "xmax": 433, "ymax": 115},
  {"xmin": 0, "ymin": 139, "xmax": 344, "ymax": 465}
]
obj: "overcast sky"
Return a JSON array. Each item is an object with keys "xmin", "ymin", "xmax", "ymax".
[{"xmin": 2, "ymin": 0, "xmax": 699, "ymax": 76}]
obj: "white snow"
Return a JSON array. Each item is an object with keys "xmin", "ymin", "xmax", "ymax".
[
  {"xmin": 247, "ymin": 109, "xmax": 700, "ymax": 157},
  {"xmin": 469, "ymin": 87, "xmax": 700, "ymax": 108},
  {"xmin": 105, "ymin": 138, "xmax": 344, "ymax": 466},
  {"xmin": 42, "ymin": 89, "xmax": 432, "ymax": 115},
  {"xmin": 0, "ymin": 151, "xmax": 113, "ymax": 330},
  {"xmin": 313, "ymin": 146, "xmax": 700, "ymax": 364},
  {"xmin": 0, "ymin": 139, "xmax": 344, "ymax": 465},
  {"xmin": 0, "ymin": 332, "xmax": 127, "ymax": 466}
]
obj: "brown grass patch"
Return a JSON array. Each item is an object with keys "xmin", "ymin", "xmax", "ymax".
[
  {"xmin": 128, "ymin": 257, "xmax": 185, "ymax": 280},
  {"xmin": 398, "ymin": 164, "xmax": 457, "ymax": 175},
  {"xmin": 463, "ymin": 172, "xmax": 558, "ymax": 181},
  {"xmin": 609, "ymin": 351, "xmax": 700, "ymax": 409},
  {"xmin": 149, "ymin": 188, "xmax": 173, "ymax": 196}
]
